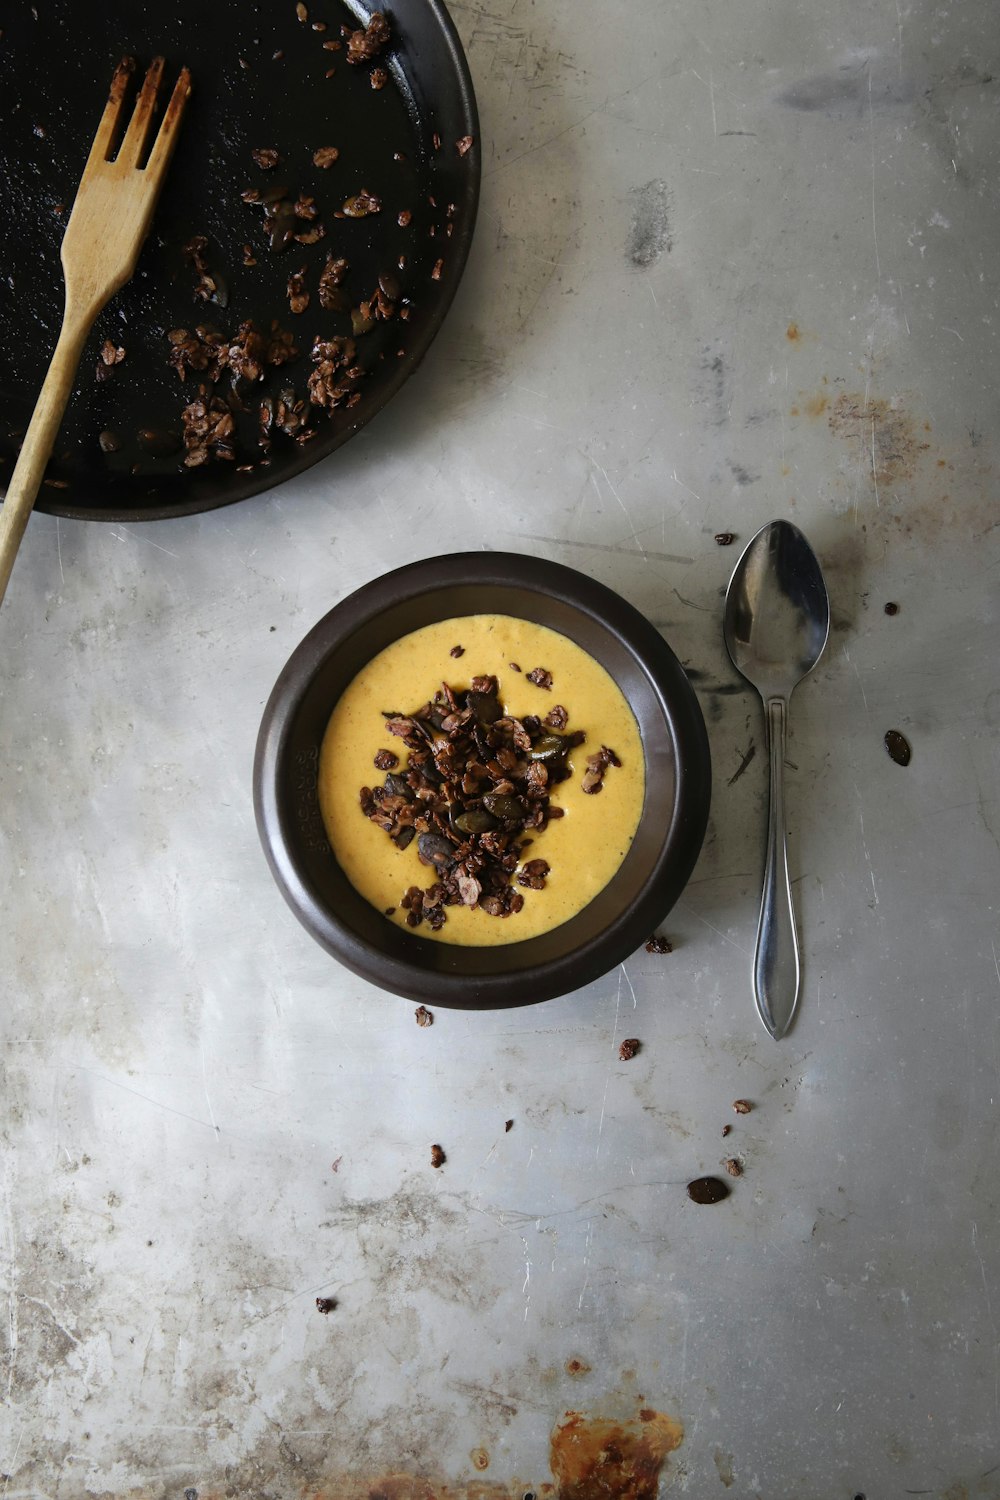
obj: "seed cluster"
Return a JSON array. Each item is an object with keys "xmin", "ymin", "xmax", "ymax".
[{"xmin": 359, "ymin": 673, "xmax": 618, "ymax": 931}]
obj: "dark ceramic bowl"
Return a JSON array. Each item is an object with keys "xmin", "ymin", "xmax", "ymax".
[{"xmin": 253, "ymin": 552, "xmax": 711, "ymax": 1008}]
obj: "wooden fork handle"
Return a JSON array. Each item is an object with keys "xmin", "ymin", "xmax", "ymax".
[{"xmin": 0, "ymin": 305, "xmax": 95, "ymax": 607}]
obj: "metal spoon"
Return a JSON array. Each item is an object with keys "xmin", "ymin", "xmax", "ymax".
[{"xmin": 723, "ymin": 520, "xmax": 830, "ymax": 1038}]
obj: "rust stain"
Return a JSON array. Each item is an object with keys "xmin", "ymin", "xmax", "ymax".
[
  {"xmin": 803, "ymin": 392, "xmax": 828, "ymax": 418},
  {"xmin": 827, "ymin": 393, "xmax": 927, "ymax": 486},
  {"xmin": 549, "ymin": 1408, "xmax": 684, "ymax": 1500},
  {"xmin": 786, "ymin": 321, "xmax": 800, "ymax": 341},
  {"xmin": 566, "ymin": 1358, "xmax": 592, "ymax": 1377},
  {"xmin": 471, "ymin": 1448, "xmax": 490, "ymax": 1472}
]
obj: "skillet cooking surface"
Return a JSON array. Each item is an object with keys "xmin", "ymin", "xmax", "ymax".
[{"xmin": 0, "ymin": 0, "xmax": 478, "ymax": 521}]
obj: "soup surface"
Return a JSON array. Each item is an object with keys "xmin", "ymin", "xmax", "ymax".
[{"xmin": 318, "ymin": 614, "xmax": 645, "ymax": 945}]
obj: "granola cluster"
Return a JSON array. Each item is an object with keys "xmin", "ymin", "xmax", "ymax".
[{"xmin": 359, "ymin": 673, "xmax": 620, "ymax": 932}]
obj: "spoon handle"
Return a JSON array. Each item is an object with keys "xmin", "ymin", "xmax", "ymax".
[{"xmin": 754, "ymin": 698, "xmax": 801, "ymax": 1038}]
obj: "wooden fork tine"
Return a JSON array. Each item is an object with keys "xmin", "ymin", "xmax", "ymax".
[
  {"xmin": 143, "ymin": 67, "xmax": 192, "ymax": 180},
  {"xmin": 117, "ymin": 55, "xmax": 166, "ymax": 169},
  {"xmin": 83, "ymin": 56, "xmax": 134, "ymax": 171}
]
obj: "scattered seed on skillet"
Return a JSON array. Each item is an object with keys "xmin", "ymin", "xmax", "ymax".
[
  {"xmin": 98, "ymin": 430, "xmax": 121, "ymax": 454},
  {"xmin": 181, "ymin": 394, "xmax": 236, "ymax": 467},
  {"xmin": 307, "ymin": 335, "xmax": 363, "ymax": 409},
  {"xmin": 450, "ymin": 645, "xmax": 464, "ymax": 658},
  {"xmin": 645, "ymin": 934, "xmax": 673, "ymax": 954},
  {"xmin": 313, "ymin": 146, "xmax": 339, "ymax": 168},
  {"xmin": 373, "ymin": 749, "xmax": 398, "ymax": 770},
  {"xmin": 344, "ymin": 11, "xmax": 390, "ymax": 63},
  {"xmin": 318, "ymin": 255, "xmax": 350, "ymax": 310},
  {"xmin": 714, "ymin": 531, "xmax": 735, "ymax": 545},
  {"xmin": 295, "ymin": 1, "xmax": 308, "ymax": 20},
  {"xmin": 430, "ymin": 1144, "xmax": 446, "ymax": 1168},
  {"xmin": 884, "ymin": 729, "xmax": 911, "ymax": 766},
  {"xmin": 272, "ymin": 49, "xmax": 284, "ymax": 60},
  {"xmin": 393, "ymin": 150, "xmax": 406, "ymax": 161},
  {"xmin": 397, "ymin": 209, "xmax": 412, "ymax": 227},
  {"xmin": 286, "ymin": 266, "xmax": 310, "ymax": 314},
  {"xmin": 456, "ymin": 134, "xmax": 474, "ymax": 156},
  {"xmin": 312, "ymin": 19, "xmax": 326, "ymax": 30},
  {"xmin": 43, "ymin": 478, "xmax": 68, "ymax": 488},
  {"xmin": 342, "ymin": 189, "xmax": 382, "ymax": 217},
  {"xmin": 432, "ymin": 132, "xmax": 441, "ymax": 150},
  {"xmin": 526, "ymin": 667, "xmax": 552, "ymax": 690},
  {"xmin": 323, "ymin": 39, "xmax": 341, "ymax": 50},
  {"xmin": 325, "ymin": 67, "xmax": 336, "ymax": 77},
  {"xmin": 619, "ymin": 1038, "xmax": 640, "ymax": 1061},
  {"xmin": 252, "ymin": 147, "xmax": 280, "ymax": 170},
  {"xmin": 415, "ymin": 1005, "xmax": 433, "ymax": 1027},
  {"xmin": 95, "ymin": 340, "xmax": 125, "ymax": 382},
  {"xmin": 33, "ymin": 123, "xmax": 47, "ymax": 139},
  {"xmin": 242, "ymin": 244, "xmax": 256, "ymax": 267},
  {"xmin": 370, "ymin": 66, "xmax": 388, "ymax": 89},
  {"xmin": 181, "ymin": 236, "xmax": 228, "ymax": 306}
]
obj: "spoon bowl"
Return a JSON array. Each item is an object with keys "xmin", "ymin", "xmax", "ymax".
[{"xmin": 724, "ymin": 520, "xmax": 830, "ymax": 1037}]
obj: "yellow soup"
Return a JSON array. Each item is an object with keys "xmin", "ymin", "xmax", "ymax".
[{"xmin": 318, "ymin": 614, "xmax": 644, "ymax": 945}]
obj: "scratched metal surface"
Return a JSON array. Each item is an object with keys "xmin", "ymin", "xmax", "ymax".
[{"xmin": 1, "ymin": 0, "xmax": 999, "ymax": 1496}]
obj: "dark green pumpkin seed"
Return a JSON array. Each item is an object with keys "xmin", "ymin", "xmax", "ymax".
[
  {"xmin": 453, "ymin": 808, "xmax": 498, "ymax": 835},
  {"xmin": 482, "ymin": 793, "xmax": 524, "ymax": 820},
  {"xmin": 417, "ymin": 832, "xmax": 456, "ymax": 869},
  {"xmin": 529, "ymin": 732, "xmax": 569, "ymax": 763}
]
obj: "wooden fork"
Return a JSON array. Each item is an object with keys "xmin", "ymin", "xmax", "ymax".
[{"xmin": 0, "ymin": 56, "xmax": 191, "ymax": 607}]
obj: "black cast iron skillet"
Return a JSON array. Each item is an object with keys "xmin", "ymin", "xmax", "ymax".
[{"xmin": 0, "ymin": 0, "xmax": 478, "ymax": 522}]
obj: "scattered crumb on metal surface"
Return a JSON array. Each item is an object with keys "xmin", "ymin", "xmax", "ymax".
[{"xmin": 645, "ymin": 934, "xmax": 673, "ymax": 954}]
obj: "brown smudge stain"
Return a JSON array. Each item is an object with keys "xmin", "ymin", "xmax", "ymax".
[
  {"xmin": 471, "ymin": 1448, "xmax": 489, "ymax": 1471},
  {"xmin": 828, "ymin": 393, "xmax": 924, "ymax": 486},
  {"xmin": 363, "ymin": 1479, "xmax": 539, "ymax": 1500},
  {"xmin": 713, "ymin": 1447, "xmax": 735, "ymax": 1487},
  {"xmin": 549, "ymin": 1408, "xmax": 684, "ymax": 1500},
  {"xmin": 803, "ymin": 392, "xmax": 828, "ymax": 418},
  {"xmin": 566, "ymin": 1358, "xmax": 592, "ymax": 1377},
  {"xmin": 786, "ymin": 321, "xmax": 800, "ymax": 341}
]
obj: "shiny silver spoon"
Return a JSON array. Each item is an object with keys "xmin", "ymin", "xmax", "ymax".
[{"xmin": 723, "ymin": 520, "xmax": 830, "ymax": 1038}]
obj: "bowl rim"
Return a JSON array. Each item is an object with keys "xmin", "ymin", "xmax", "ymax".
[{"xmin": 253, "ymin": 551, "xmax": 712, "ymax": 1007}]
